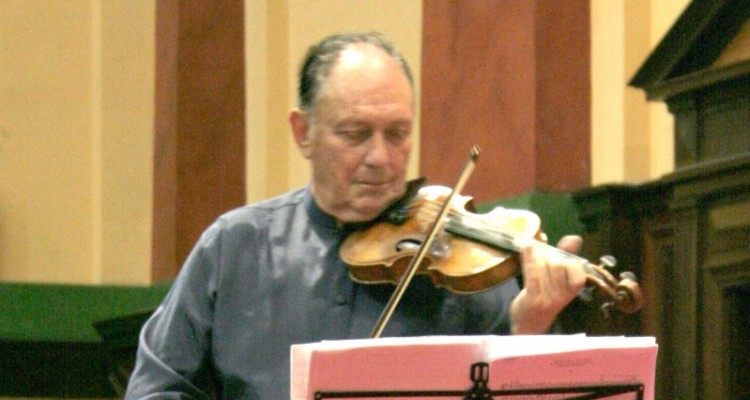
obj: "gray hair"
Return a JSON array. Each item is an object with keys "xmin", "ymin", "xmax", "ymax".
[{"xmin": 296, "ymin": 32, "xmax": 414, "ymax": 111}]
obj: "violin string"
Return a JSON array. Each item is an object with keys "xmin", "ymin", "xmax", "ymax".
[
  {"xmin": 398, "ymin": 195, "xmax": 637, "ymax": 309},
  {"xmin": 406, "ymin": 197, "xmax": 598, "ymax": 274},
  {"xmin": 408, "ymin": 197, "xmax": 534, "ymax": 243}
]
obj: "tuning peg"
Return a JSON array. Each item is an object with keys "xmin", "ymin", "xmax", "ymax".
[
  {"xmin": 619, "ymin": 271, "xmax": 637, "ymax": 281},
  {"xmin": 599, "ymin": 255, "xmax": 617, "ymax": 268},
  {"xmin": 577, "ymin": 286, "xmax": 595, "ymax": 302}
]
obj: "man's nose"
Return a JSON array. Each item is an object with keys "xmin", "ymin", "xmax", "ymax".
[{"xmin": 364, "ymin": 133, "xmax": 390, "ymax": 167}]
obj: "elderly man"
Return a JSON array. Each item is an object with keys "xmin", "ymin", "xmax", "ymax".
[{"xmin": 125, "ymin": 32, "xmax": 585, "ymax": 400}]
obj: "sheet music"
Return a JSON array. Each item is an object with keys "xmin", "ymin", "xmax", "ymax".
[
  {"xmin": 291, "ymin": 335, "xmax": 657, "ymax": 400},
  {"xmin": 484, "ymin": 335, "xmax": 657, "ymax": 400}
]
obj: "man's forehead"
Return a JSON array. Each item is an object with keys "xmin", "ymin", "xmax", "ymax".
[
  {"xmin": 337, "ymin": 45, "xmax": 371, "ymax": 67},
  {"xmin": 331, "ymin": 44, "xmax": 393, "ymax": 78},
  {"xmin": 307, "ymin": 44, "xmax": 413, "ymax": 119}
]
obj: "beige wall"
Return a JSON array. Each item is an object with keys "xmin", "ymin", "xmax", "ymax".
[
  {"xmin": 0, "ymin": 0, "xmax": 690, "ymax": 285},
  {"xmin": 0, "ymin": 1, "xmax": 154, "ymax": 284},
  {"xmin": 95, "ymin": 2, "xmax": 155, "ymax": 285},
  {"xmin": 245, "ymin": 0, "xmax": 423, "ymax": 203},
  {"xmin": 591, "ymin": 0, "xmax": 690, "ymax": 184},
  {"xmin": 1, "ymin": 1, "xmax": 93, "ymax": 283}
]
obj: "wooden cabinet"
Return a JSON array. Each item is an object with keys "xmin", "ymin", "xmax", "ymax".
[
  {"xmin": 573, "ymin": 157, "xmax": 750, "ymax": 400},
  {"xmin": 574, "ymin": 1, "xmax": 750, "ymax": 398}
]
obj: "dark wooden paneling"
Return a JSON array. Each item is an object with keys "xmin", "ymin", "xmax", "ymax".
[
  {"xmin": 619, "ymin": 2, "xmax": 750, "ymax": 395},
  {"xmin": 668, "ymin": 73, "xmax": 750, "ymax": 169},
  {"xmin": 570, "ymin": 183, "xmax": 670, "ymax": 336},
  {"xmin": 0, "ymin": 341, "xmax": 114, "ymax": 398},
  {"xmin": 573, "ymin": 156, "xmax": 750, "ymax": 400}
]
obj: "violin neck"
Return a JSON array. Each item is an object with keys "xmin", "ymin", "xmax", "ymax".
[{"xmin": 445, "ymin": 216, "xmax": 601, "ymax": 277}]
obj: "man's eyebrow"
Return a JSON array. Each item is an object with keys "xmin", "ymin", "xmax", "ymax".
[
  {"xmin": 389, "ymin": 119, "xmax": 412, "ymax": 127},
  {"xmin": 335, "ymin": 119, "xmax": 369, "ymax": 127}
]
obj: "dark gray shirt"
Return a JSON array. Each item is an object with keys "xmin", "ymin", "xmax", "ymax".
[{"xmin": 125, "ymin": 187, "xmax": 520, "ymax": 399}]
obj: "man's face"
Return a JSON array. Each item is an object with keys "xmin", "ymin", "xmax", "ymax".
[{"xmin": 291, "ymin": 45, "xmax": 414, "ymax": 223}]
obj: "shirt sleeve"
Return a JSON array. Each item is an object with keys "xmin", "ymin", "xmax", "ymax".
[
  {"xmin": 124, "ymin": 226, "xmax": 221, "ymax": 400},
  {"xmin": 460, "ymin": 277, "xmax": 520, "ymax": 335}
]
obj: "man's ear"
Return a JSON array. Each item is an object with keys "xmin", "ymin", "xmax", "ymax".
[{"xmin": 289, "ymin": 108, "xmax": 313, "ymax": 159}]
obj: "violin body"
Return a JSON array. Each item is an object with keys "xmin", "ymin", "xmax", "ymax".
[
  {"xmin": 341, "ymin": 184, "xmax": 643, "ymax": 316},
  {"xmin": 346, "ymin": 149, "xmax": 641, "ymax": 338},
  {"xmin": 340, "ymin": 185, "xmax": 544, "ymax": 294}
]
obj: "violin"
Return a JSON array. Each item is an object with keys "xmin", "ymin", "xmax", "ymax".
[
  {"xmin": 340, "ymin": 183, "xmax": 643, "ymax": 316},
  {"xmin": 340, "ymin": 147, "xmax": 642, "ymax": 338}
]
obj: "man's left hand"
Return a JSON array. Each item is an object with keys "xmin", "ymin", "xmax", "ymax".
[{"xmin": 509, "ymin": 235, "xmax": 587, "ymax": 334}]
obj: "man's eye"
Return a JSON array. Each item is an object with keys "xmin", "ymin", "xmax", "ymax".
[
  {"xmin": 386, "ymin": 129, "xmax": 409, "ymax": 143},
  {"xmin": 338, "ymin": 129, "xmax": 369, "ymax": 142}
]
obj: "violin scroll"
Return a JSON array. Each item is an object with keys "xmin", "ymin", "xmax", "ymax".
[{"xmin": 585, "ymin": 261, "xmax": 643, "ymax": 319}]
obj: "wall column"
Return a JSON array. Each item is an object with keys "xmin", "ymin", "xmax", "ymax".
[
  {"xmin": 152, "ymin": 1, "xmax": 246, "ymax": 282},
  {"xmin": 421, "ymin": 0, "xmax": 590, "ymax": 203}
]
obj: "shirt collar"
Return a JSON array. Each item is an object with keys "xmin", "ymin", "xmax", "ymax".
[
  {"xmin": 304, "ymin": 186, "xmax": 340, "ymax": 232},
  {"xmin": 303, "ymin": 186, "xmax": 379, "ymax": 236}
]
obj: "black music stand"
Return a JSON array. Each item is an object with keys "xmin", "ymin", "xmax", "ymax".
[{"xmin": 315, "ymin": 362, "xmax": 645, "ymax": 400}]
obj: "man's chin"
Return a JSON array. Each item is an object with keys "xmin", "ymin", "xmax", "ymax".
[
  {"xmin": 345, "ymin": 205, "xmax": 386, "ymax": 222},
  {"xmin": 357, "ymin": 182, "xmax": 405, "ymax": 200},
  {"xmin": 334, "ymin": 185, "xmax": 407, "ymax": 222},
  {"xmin": 341, "ymin": 197, "xmax": 395, "ymax": 223}
]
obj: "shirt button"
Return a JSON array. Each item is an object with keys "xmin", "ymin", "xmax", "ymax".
[{"xmin": 335, "ymin": 294, "xmax": 348, "ymax": 305}]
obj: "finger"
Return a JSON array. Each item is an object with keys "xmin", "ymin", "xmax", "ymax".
[
  {"xmin": 556, "ymin": 235, "xmax": 582, "ymax": 254},
  {"xmin": 521, "ymin": 244, "xmax": 543, "ymax": 295},
  {"xmin": 554, "ymin": 236, "xmax": 589, "ymax": 293},
  {"xmin": 549, "ymin": 262, "xmax": 571, "ymax": 296},
  {"xmin": 566, "ymin": 260, "xmax": 588, "ymax": 292}
]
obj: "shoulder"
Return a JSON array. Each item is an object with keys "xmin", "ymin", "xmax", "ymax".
[
  {"xmin": 199, "ymin": 187, "xmax": 309, "ymax": 243},
  {"xmin": 175, "ymin": 188, "xmax": 310, "ymax": 280},
  {"xmin": 222, "ymin": 187, "xmax": 307, "ymax": 223}
]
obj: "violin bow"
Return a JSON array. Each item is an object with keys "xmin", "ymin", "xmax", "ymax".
[{"xmin": 370, "ymin": 146, "xmax": 481, "ymax": 338}]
